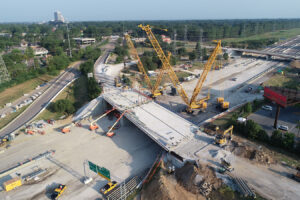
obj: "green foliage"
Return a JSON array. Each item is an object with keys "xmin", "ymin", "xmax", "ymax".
[
  {"xmin": 245, "ymin": 120, "xmax": 261, "ymax": 139},
  {"xmin": 223, "ymin": 52, "xmax": 229, "ymax": 60},
  {"xmin": 122, "ymin": 75, "xmax": 131, "ymax": 86},
  {"xmin": 270, "ymin": 130, "xmax": 283, "ymax": 147},
  {"xmin": 49, "ymin": 99, "xmax": 75, "ymax": 114},
  {"xmin": 188, "ymin": 50, "xmax": 196, "ymax": 60},
  {"xmin": 257, "ymin": 129, "xmax": 269, "ymax": 143},
  {"xmin": 80, "ymin": 59, "xmax": 94, "ymax": 75},
  {"xmin": 48, "ymin": 54, "xmax": 70, "ymax": 71},
  {"xmin": 244, "ymin": 102, "xmax": 253, "ymax": 114},
  {"xmin": 87, "ymin": 77, "xmax": 102, "ymax": 100},
  {"xmin": 177, "ymin": 47, "xmax": 187, "ymax": 56},
  {"xmin": 282, "ymin": 132, "xmax": 295, "ymax": 150}
]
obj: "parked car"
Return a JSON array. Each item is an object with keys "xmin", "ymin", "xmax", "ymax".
[
  {"xmin": 277, "ymin": 125, "xmax": 289, "ymax": 131},
  {"xmin": 231, "ymin": 78, "xmax": 237, "ymax": 81},
  {"xmin": 262, "ymin": 105, "xmax": 272, "ymax": 111}
]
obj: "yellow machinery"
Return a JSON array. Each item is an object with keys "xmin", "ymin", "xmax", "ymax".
[
  {"xmin": 124, "ymin": 33, "xmax": 167, "ymax": 98},
  {"xmin": 3, "ymin": 177, "xmax": 22, "ymax": 191},
  {"xmin": 216, "ymin": 97, "xmax": 230, "ymax": 111},
  {"xmin": 106, "ymin": 110, "xmax": 128, "ymax": 137},
  {"xmin": 100, "ymin": 181, "xmax": 118, "ymax": 194},
  {"xmin": 114, "ymin": 76, "xmax": 122, "ymax": 87},
  {"xmin": 139, "ymin": 24, "xmax": 222, "ymax": 112},
  {"xmin": 51, "ymin": 184, "xmax": 67, "ymax": 199},
  {"xmin": 215, "ymin": 125, "xmax": 234, "ymax": 146}
]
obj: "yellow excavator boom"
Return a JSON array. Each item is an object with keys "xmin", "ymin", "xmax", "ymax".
[
  {"xmin": 139, "ymin": 24, "xmax": 190, "ymax": 105},
  {"xmin": 189, "ymin": 40, "xmax": 222, "ymax": 106}
]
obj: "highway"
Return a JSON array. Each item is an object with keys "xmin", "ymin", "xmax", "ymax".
[{"xmin": 0, "ymin": 63, "xmax": 81, "ymax": 137}]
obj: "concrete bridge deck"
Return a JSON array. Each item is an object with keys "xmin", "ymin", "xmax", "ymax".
[{"xmin": 101, "ymin": 87, "xmax": 207, "ymax": 160}]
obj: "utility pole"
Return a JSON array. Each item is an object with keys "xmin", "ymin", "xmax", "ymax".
[
  {"xmin": 66, "ymin": 22, "xmax": 72, "ymax": 58},
  {"xmin": 0, "ymin": 54, "xmax": 11, "ymax": 84},
  {"xmin": 184, "ymin": 25, "xmax": 187, "ymax": 46},
  {"xmin": 173, "ymin": 29, "xmax": 177, "ymax": 55}
]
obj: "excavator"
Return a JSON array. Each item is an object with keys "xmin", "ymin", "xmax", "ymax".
[
  {"xmin": 51, "ymin": 184, "xmax": 67, "ymax": 200},
  {"xmin": 214, "ymin": 125, "xmax": 234, "ymax": 146},
  {"xmin": 89, "ymin": 108, "xmax": 116, "ymax": 131},
  {"xmin": 124, "ymin": 33, "xmax": 171, "ymax": 98},
  {"xmin": 139, "ymin": 24, "xmax": 222, "ymax": 113}
]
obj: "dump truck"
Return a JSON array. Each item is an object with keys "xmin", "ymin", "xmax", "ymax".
[{"xmin": 51, "ymin": 184, "xmax": 66, "ymax": 200}]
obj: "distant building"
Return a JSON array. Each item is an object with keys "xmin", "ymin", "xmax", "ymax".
[
  {"xmin": 31, "ymin": 46, "xmax": 48, "ymax": 57},
  {"xmin": 0, "ymin": 33, "xmax": 12, "ymax": 38},
  {"xmin": 132, "ymin": 38, "xmax": 147, "ymax": 43},
  {"xmin": 73, "ymin": 37, "xmax": 96, "ymax": 45},
  {"xmin": 54, "ymin": 11, "xmax": 65, "ymax": 23},
  {"xmin": 161, "ymin": 35, "xmax": 171, "ymax": 44}
]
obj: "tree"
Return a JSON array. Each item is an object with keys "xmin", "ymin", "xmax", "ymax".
[
  {"xmin": 270, "ymin": 130, "xmax": 283, "ymax": 147},
  {"xmin": 80, "ymin": 59, "xmax": 94, "ymax": 75},
  {"xmin": 257, "ymin": 129, "xmax": 269, "ymax": 143},
  {"xmin": 282, "ymin": 132, "xmax": 295, "ymax": 151},
  {"xmin": 87, "ymin": 77, "xmax": 102, "ymax": 99},
  {"xmin": 244, "ymin": 102, "xmax": 252, "ymax": 114},
  {"xmin": 245, "ymin": 120, "xmax": 261, "ymax": 139},
  {"xmin": 188, "ymin": 50, "xmax": 196, "ymax": 60},
  {"xmin": 25, "ymin": 47, "xmax": 34, "ymax": 60},
  {"xmin": 178, "ymin": 47, "xmax": 187, "ymax": 56},
  {"xmin": 202, "ymin": 48, "xmax": 208, "ymax": 60},
  {"xmin": 223, "ymin": 52, "xmax": 229, "ymax": 60},
  {"xmin": 195, "ymin": 42, "xmax": 201, "ymax": 60},
  {"xmin": 49, "ymin": 99, "xmax": 75, "ymax": 114}
]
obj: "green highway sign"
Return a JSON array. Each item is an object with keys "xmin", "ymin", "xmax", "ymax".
[{"xmin": 88, "ymin": 161, "xmax": 111, "ymax": 181}]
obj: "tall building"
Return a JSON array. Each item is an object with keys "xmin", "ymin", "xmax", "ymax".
[{"xmin": 54, "ymin": 11, "xmax": 65, "ymax": 23}]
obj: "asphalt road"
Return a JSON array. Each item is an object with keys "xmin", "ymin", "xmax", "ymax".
[{"xmin": 0, "ymin": 64, "xmax": 80, "ymax": 137}]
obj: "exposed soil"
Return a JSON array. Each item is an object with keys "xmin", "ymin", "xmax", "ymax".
[{"xmin": 141, "ymin": 162, "xmax": 223, "ymax": 200}]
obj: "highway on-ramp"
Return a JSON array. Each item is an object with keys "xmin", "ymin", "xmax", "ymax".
[{"xmin": 0, "ymin": 63, "xmax": 81, "ymax": 137}]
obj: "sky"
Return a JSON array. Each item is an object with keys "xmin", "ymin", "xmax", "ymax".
[{"xmin": 0, "ymin": 0, "xmax": 300, "ymax": 22}]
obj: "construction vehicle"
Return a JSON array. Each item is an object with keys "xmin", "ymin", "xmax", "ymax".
[
  {"xmin": 114, "ymin": 76, "xmax": 122, "ymax": 87},
  {"xmin": 291, "ymin": 167, "xmax": 300, "ymax": 182},
  {"xmin": 106, "ymin": 110, "xmax": 128, "ymax": 137},
  {"xmin": 90, "ymin": 108, "xmax": 116, "ymax": 131},
  {"xmin": 0, "ymin": 137, "xmax": 10, "ymax": 148},
  {"xmin": 61, "ymin": 125, "xmax": 72, "ymax": 133},
  {"xmin": 216, "ymin": 97, "xmax": 230, "ymax": 111},
  {"xmin": 220, "ymin": 158, "xmax": 234, "ymax": 172},
  {"xmin": 215, "ymin": 125, "xmax": 234, "ymax": 146},
  {"xmin": 100, "ymin": 181, "xmax": 118, "ymax": 195},
  {"xmin": 124, "ymin": 33, "xmax": 167, "ymax": 98},
  {"xmin": 26, "ymin": 129, "xmax": 35, "ymax": 135},
  {"xmin": 139, "ymin": 24, "xmax": 222, "ymax": 113},
  {"xmin": 51, "ymin": 184, "xmax": 67, "ymax": 200}
]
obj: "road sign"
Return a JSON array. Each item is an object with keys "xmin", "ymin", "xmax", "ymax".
[{"xmin": 88, "ymin": 161, "xmax": 111, "ymax": 181}]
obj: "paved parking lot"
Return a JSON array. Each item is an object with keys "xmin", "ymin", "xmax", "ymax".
[{"xmin": 248, "ymin": 105, "xmax": 300, "ymax": 137}]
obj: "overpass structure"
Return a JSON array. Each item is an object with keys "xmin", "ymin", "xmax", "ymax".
[
  {"xmin": 231, "ymin": 48, "xmax": 300, "ymax": 60},
  {"xmin": 100, "ymin": 87, "xmax": 208, "ymax": 161}
]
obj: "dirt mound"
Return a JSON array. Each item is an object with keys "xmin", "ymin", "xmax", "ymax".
[
  {"xmin": 226, "ymin": 140, "xmax": 275, "ymax": 165},
  {"xmin": 175, "ymin": 162, "xmax": 222, "ymax": 196},
  {"xmin": 141, "ymin": 170, "xmax": 202, "ymax": 200}
]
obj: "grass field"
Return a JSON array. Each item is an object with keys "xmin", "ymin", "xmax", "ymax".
[
  {"xmin": 0, "ymin": 74, "xmax": 54, "ymax": 108},
  {"xmin": 223, "ymin": 28, "xmax": 300, "ymax": 43},
  {"xmin": 264, "ymin": 74, "xmax": 300, "ymax": 90}
]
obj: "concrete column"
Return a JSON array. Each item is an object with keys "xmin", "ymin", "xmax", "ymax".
[{"xmin": 273, "ymin": 104, "xmax": 281, "ymax": 128}]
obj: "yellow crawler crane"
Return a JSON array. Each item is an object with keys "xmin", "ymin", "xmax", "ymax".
[
  {"xmin": 124, "ymin": 33, "xmax": 167, "ymax": 97},
  {"xmin": 139, "ymin": 24, "xmax": 222, "ymax": 112}
]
